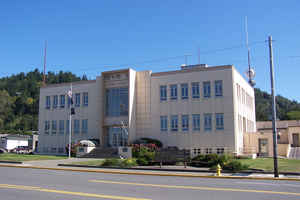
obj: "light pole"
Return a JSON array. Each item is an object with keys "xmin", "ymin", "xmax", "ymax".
[{"xmin": 268, "ymin": 35, "xmax": 279, "ymax": 178}]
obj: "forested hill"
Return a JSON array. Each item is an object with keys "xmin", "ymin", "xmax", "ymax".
[
  {"xmin": 0, "ymin": 69, "xmax": 85, "ymax": 134},
  {"xmin": 255, "ymin": 88, "xmax": 300, "ymax": 121},
  {"xmin": 1, "ymin": 69, "xmax": 300, "ymax": 134}
]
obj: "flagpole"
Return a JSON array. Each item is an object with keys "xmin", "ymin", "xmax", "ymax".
[{"xmin": 68, "ymin": 83, "xmax": 72, "ymax": 159}]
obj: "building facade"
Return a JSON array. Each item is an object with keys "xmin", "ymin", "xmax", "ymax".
[{"xmin": 38, "ymin": 64, "xmax": 256, "ymax": 156}]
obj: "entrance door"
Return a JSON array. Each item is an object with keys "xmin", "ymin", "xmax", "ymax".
[
  {"xmin": 292, "ymin": 133, "xmax": 299, "ymax": 147},
  {"xmin": 258, "ymin": 138, "xmax": 268, "ymax": 157}
]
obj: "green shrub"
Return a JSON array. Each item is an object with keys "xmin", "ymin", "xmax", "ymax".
[
  {"xmin": 132, "ymin": 146, "xmax": 155, "ymax": 165},
  {"xmin": 120, "ymin": 158, "xmax": 137, "ymax": 167},
  {"xmin": 222, "ymin": 160, "xmax": 249, "ymax": 172},
  {"xmin": 140, "ymin": 138, "xmax": 163, "ymax": 148},
  {"xmin": 101, "ymin": 158, "xmax": 121, "ymax": 167}
]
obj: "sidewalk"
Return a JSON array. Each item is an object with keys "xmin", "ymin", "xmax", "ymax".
[{"xmin": 1, "ymin": 158, "xmax": 300, "ymax": 181}]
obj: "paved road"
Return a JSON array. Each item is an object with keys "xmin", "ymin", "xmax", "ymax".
[{"xmin": 1, "ymin": 167, "xmax": 300, "ymax": 200}]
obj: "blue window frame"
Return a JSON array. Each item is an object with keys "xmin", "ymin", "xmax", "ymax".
[
  {"xmin": 170, "ymin": 84, "xmax": 177, "ymax": 100},
  {"xmin": 44, "ymin": 121, "xmax": 50, "ymax": 134},
  {"xmin": 192, "ymin": 82, "xmax": 200, "ymax": 98},
  {"xmin": 51, "ymin": 120, "xmax": 57, "ymax": 134},
  {"xmin": 74, "ymin": 119, "xmax": 80, "ymax": 134},
  {"xmin": 160, "ymin": 116, "xmax": 168, "ymax": 131},
  {"xmin": 60, "ymin": 95, "xmax": 65, "ymax": 108},
  {"xmin": 53, "ymin": 95, "xmax": 58, "ymax": 108},
  {"xmin": 82, "ymin": 119, "xmax": 88, "ymax": 134},
  {"xmin": 204, "ymin": 113, "xmax": 212, "ymax": 131},
  {"xmin": 83, "ymin": 92, "xmax": 88, "ymax": 106},
  {"xmin": 203, "ymin": 81, "xmax": 211, "ymax": 98},
  {"xmin": 182, "ymin": 115, "xmax": 189, "ymax": 131},
  {"xmin": 216, "ymin": 113, "xmax": 224, "ymax": 130},
  {"xmin": 46, "ymin": 96, "xmax": 51, "ymax": 109},
  {"xmin": 215, "ymin": 80, "xmax": 223, "ymax": 97},
  {"xmin": 171, "ymin": 115, "xmax": 178, "ymax": 131},
  {"xmin": 160, "ymin": 85, "xmax": 167, "ymax": 101},
  {"xmin": 59, "ymin": 120, "xmax": 64, "ymax": 134},
  {"xmin": 75, "ymin": 93, "xmax": 80, "ymax": 107},
  {"xmin": 192, "ymin": 114, "xmax": 200, "ymax": 131},
  {"xmin": 181, "ymin": 83, "xmax": 189, "ymax": 99},
  {"xmin": 106, "ymin": 87, "xmax": 128, "ymax": 117}
]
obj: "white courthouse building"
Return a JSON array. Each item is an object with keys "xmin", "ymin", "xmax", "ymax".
[{"xmin": 38, "ymin": 64, "xmax": 256, "ymax": 156}]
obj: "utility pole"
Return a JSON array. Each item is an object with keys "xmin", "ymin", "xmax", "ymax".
[
  {"xmin": 268, "ymin": 35, "xmax": 279, "ymax": 178},
  {"xmin": 68, "ymin": 83, "xmax": 73, "ymax": 159}
]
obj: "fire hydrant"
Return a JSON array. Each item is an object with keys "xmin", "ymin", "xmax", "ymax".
[{"xmin": 216, "ymin": 164, "xmax": 222, "ymax": 176}]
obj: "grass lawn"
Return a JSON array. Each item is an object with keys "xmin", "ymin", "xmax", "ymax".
[
  {"xmin": 71, "ymin": 159, "xmax": 104, "ymax": 166},
  {"xmin": 0, "ymin": 153, "xmax": 67, "ymax": 162},
  {"xmin": 239, "ymin": 158, "xmax": 300, "ymax": 173}
]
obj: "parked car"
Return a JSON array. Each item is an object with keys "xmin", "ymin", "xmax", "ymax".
[{"xmin": 11, "ymin": 146, "xmax": 32, "ymax": 154}]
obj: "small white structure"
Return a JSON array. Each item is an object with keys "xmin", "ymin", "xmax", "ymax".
[
  {"xmin": 0, "ymin": 134, "xmax": 30, "ymax": 151},
  {"xmin": 76, "ymin": 140, "xmax": 96, "ymax": 157}
]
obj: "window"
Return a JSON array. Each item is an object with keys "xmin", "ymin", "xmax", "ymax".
[
  {"xmin": 46, "ymin": 96, "xmax": 51, "ymax": 109},
  {"xmin": 160, "ymin": 116, "xmax": 168, "ymax": 131},
  {"xmin": 53, "ymin": 95, "xmax": 58, "ymax": 108},
  {"xmin": 181, "ymin": 83, "xmax": 188, "ymax": 99},
  {"xmin": 106, "ymin": 87, "xmax": 128, "ymax": 116},
  {"xmin": 51, "ymin": 120, "xmax": 57, "ymax": 134},
  {"xmin": 66, "ymin": 120, "xmax": 70, "ymax": 134},
  {"xmin": 204, "ymin": 113, "xmax": 212, "ymax": 131},
  {"xmin": 75, "ymin": 93, "xmax": 80, "ymax": 107},
  {"xmin": 60, "ymin": 95, "xmax": 65, "ymax": 108},
  {"xmin": 192, "ymin": 82, "xmax": 200, "ymax": 98},
  {"xmin": 197, "ymin": 148, "xmax": 201, "ymax": 154},
  {"xmin": 83, "ymin": 92, "xmax": 88, "ymax": 106},
  {"xmin": 82, "ymin": 119, "xmax": 88, "ymax": 134},
  {"xmin": 192, "ymin": 114, "xmax": 200, "ymax": 131},
  {"xmin": 51, "ymin": 147, "xmax": 57, "ymax": 153},
  {"xmin": 171, "ymin": 115, "xmax": 178, "ymax": 131},
  {"xmin": 217, "ymin": 148, "xmax": 224, "ymax": 154},
  {"xmin": 170, "ymin": 84, "xmax": 177, "ymax": 100},
  {"xmin": 58, "ymin": 147, "xmax": 64, "ymax": 153},
  {"xmin": 215, "ymin": 80, "xmax": 223, "ymax": 97},
  {"xmin": 182, "ymin": 115, "xmax": 189, "ymax": 131},
  {"xmin": 206, "ymin": 148, "xmax": 212, "ymax": 154},
  {"xmin": 160, "ymin": 85, "xmax": 167, "ymax": 101},
  {"xmin": 74, "ymin": 119, "xmax": 80, "ymax": 134},
  {"xmin": 59, "ymin": 120, "xmax": 64, "ymax": 134},
  {"xmin": 44, "ymin": 121, "xmax": 50, "ymax": 134},
  {"xmin": 216, "ymin": 113, "xmax": 224, "ymax": 130},
  {"xmin": 203, "ymin": 81, "xmax": 211, "ymax": 98}
]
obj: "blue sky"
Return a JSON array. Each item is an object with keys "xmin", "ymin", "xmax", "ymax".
[{"xmin": 1, "ymin": 1, "xmax": 300, "ymax": 101}]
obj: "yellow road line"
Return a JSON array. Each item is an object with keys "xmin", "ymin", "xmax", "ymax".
[
  {"xmin": 89, "ymin": 179, "xmax": 300, "ymax": 197},
  {"xmin": 0, "ymin": 184, "xmax": 151, "ymax": 200}
]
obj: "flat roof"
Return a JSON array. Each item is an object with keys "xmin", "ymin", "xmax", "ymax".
[{"xmin": 151, "ymin": 65, "xmax": 233, "ymax": 77}]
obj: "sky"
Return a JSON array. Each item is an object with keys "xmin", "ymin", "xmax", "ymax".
[{"xmin": 1, "ymin": 1, "xmax": 300, "ymax": 101}]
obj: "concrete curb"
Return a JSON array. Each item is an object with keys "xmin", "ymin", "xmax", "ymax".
[
  {"xmin": 58, "ymin": 164, "xmax": 300, "ymax": 176},
  {"xmin": 0, "ymin": 164, "xmax": 300, "ymax": 181}
]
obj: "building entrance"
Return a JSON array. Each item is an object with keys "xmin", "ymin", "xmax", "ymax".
[
  {"xmin": 292, "ymin": 133, "xmax": 299, "ymax": 147},
  {"xmin": 107, "ymin": 127, "xmax": 128, "ymax": 147},
  {"xmin": 258, "ymin": 138, "xmax": 269, "ymax": 157}
]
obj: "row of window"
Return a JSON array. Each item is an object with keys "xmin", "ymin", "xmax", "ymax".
[
  {"xmin": 44, "ymin": 119, "xmax": 88, "ymax": 135},
  {"xmin": 236, "ymin": 83, "xmax": 253, "ymax": 108},
  {"xmin": 193, "ymin": 148, "xmax": 225, "ymax": 155},
  {"xmin": 46, "ymin": 92, "xmax": 88, "ymax": 109},
  {"xmin": 160, "ymin": 113, "xmax": 224, "ymax": 132},
  {"xmin": 160, "ymin": 80, "xmax": 223, "ymax": 101},
  {"xmin": 42, "ymin": 147, "xmax": 65, "ymax": 153}
]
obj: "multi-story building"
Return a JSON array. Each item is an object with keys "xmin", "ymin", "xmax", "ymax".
[{"xmin": 38, "ymin": 64, "xmax": 256, "ymax": 156}]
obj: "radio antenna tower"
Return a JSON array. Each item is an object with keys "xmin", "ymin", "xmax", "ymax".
[
  {"xmin": 43, "ymin": 40, "xmax": 47, "ymax": 86},
  {"xmin": 245, "ymin": 16, "xmax": 255, "ymax": 87}
]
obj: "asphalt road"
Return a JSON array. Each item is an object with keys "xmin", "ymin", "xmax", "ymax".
[{"xmin": 1, "ymin": 167, "xmax": 300, "ymax": 200}]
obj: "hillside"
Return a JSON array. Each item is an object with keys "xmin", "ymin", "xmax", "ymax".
[
  {"xmin": 0, "ymin": 69, "xmax": 83, "ymax": 134},
  {"xmin": 0, "ymin": 69, "xmax": 300, "ymax": 134}
]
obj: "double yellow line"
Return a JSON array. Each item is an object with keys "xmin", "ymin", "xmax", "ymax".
[
  {"xmin": 0, "ymin": 184, "xmax": 151, "ymax": 200},
  {"xmin": 89, "ymin": 179, "xmax": 300, "ymax": 197}
]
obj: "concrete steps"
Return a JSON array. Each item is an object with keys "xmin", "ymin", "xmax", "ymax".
[{"xmin": 289, "ymin": 147, "xmax": 300, "ymax": 159}]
